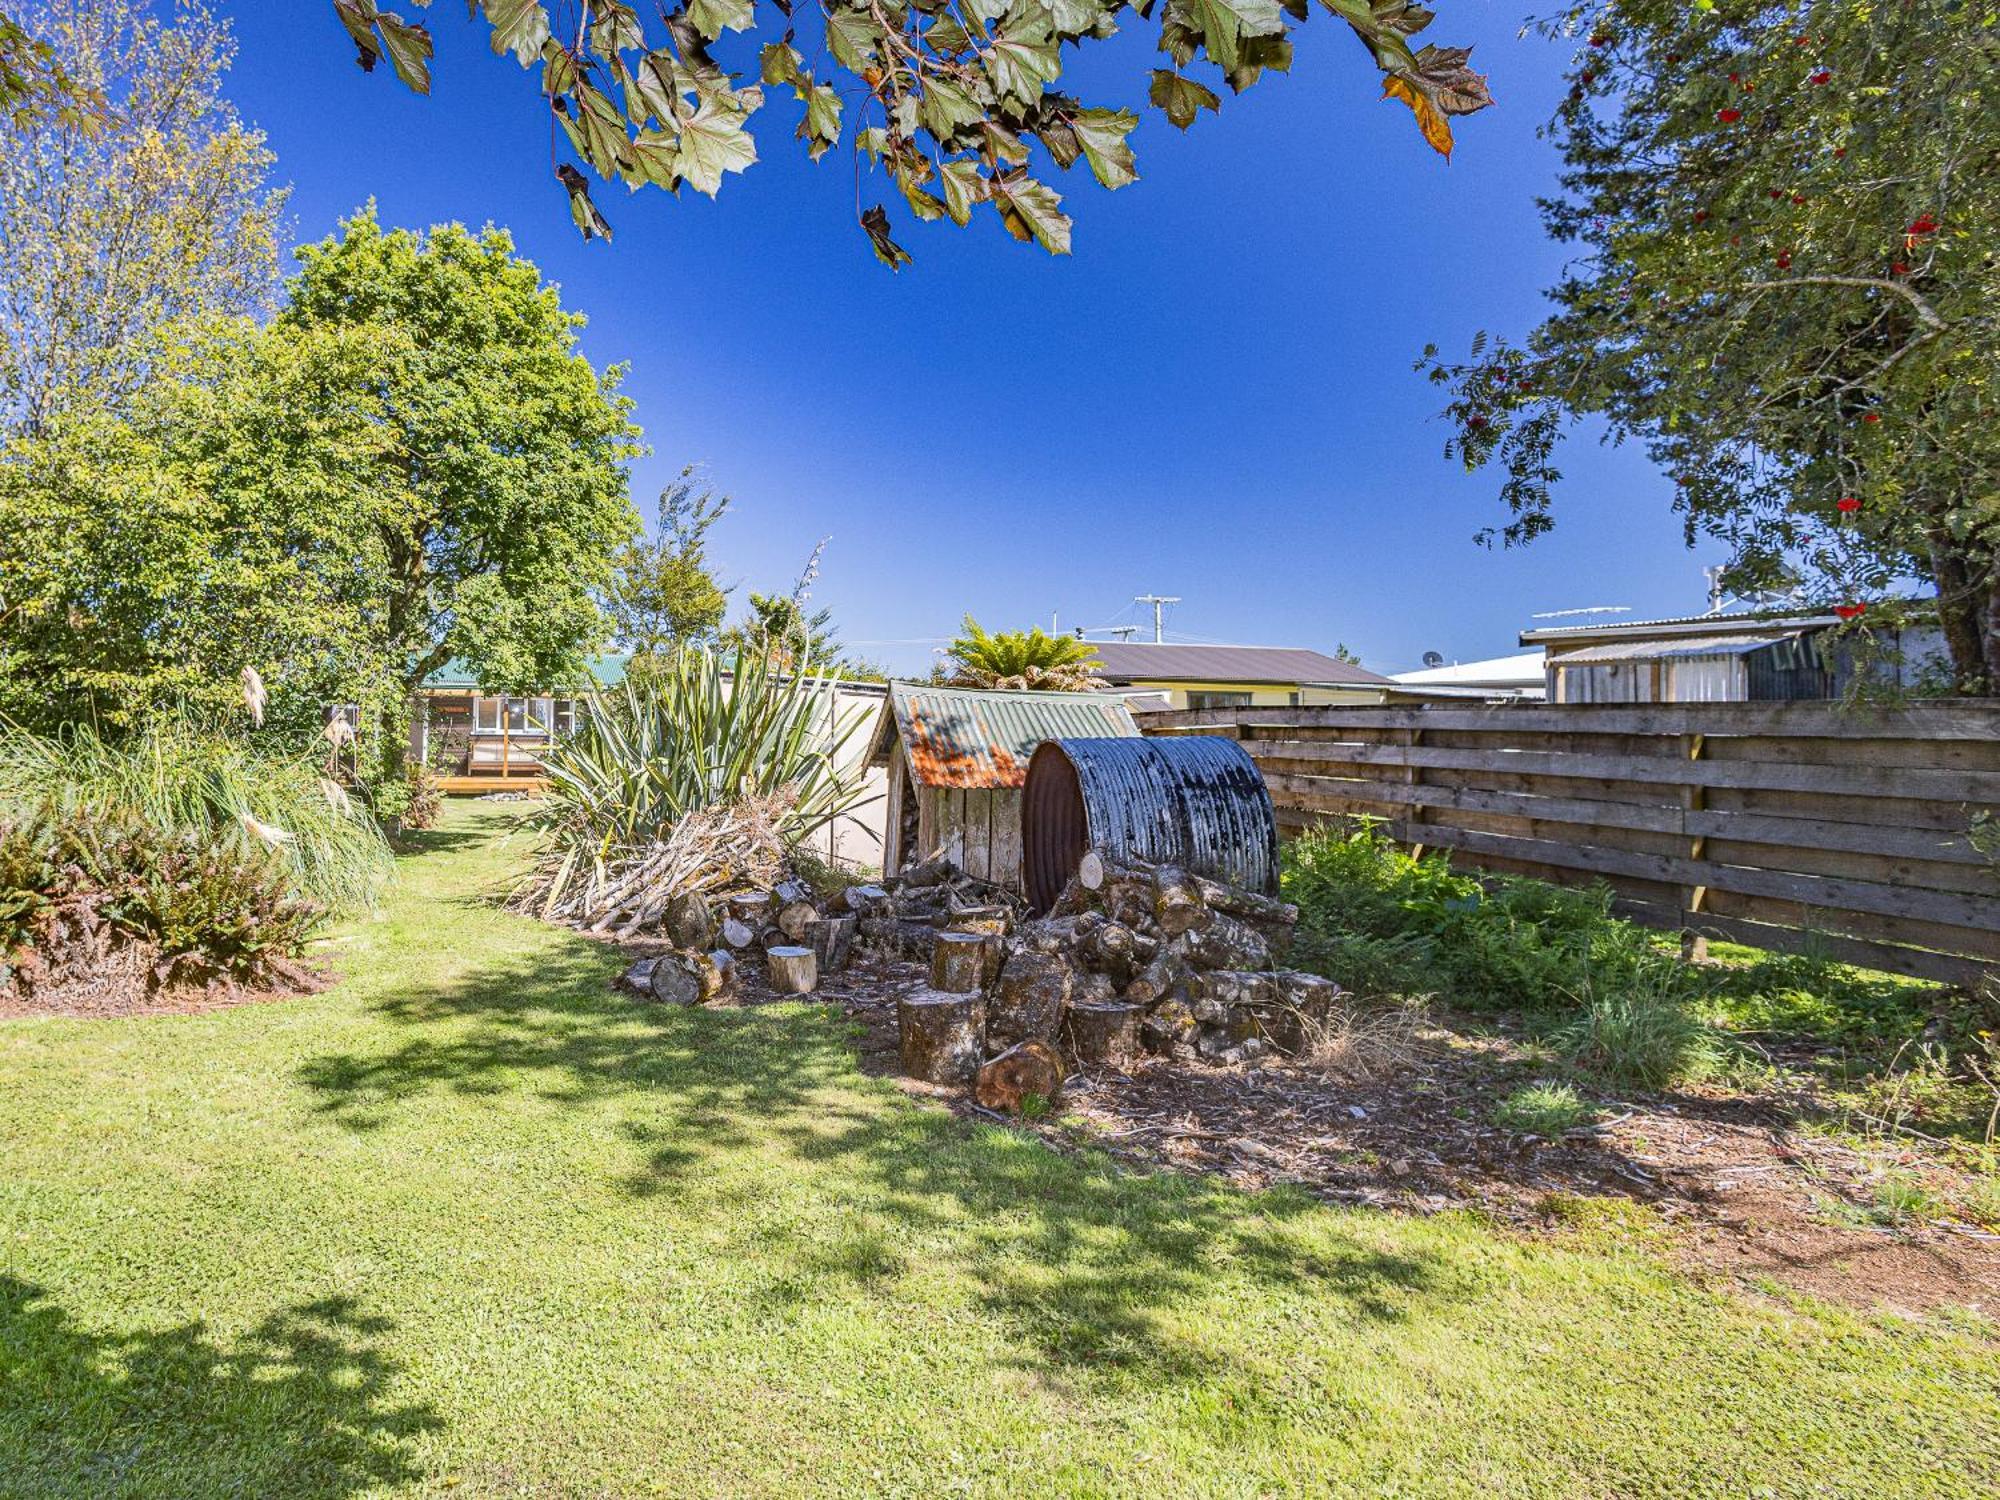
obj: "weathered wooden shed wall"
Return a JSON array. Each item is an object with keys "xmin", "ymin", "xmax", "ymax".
[{"xmin": 872, "ymin": 684, "xmax": 1140, "ymax": 891}]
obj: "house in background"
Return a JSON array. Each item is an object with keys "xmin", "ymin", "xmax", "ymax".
[
  {"xmin": 1386, "ymin": 651, "xmax": 1548, "ymax": 703},
  {"xmin": 1086, "ymin": 642, "xmax": 1395, "ymax": 711},
  {"xmin": 1523, "ymin": 606, "xmax": 1948, "ymax": 704},
  {"xmin": 410, "ymin": 656, "xmax": 627, "ymax": 793},
  {"xmin": 867, "ymin": 683, "xmax": 1138, "ymax": 890}
]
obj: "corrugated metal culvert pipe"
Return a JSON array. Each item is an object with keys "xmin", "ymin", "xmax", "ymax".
[{"xmin": 1021, "ymin": 736, "xmax": 1279, "ymax": 913}]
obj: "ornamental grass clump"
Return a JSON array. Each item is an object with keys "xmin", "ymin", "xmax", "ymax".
[
  {"xmin": 0, "ymin": 714, "xmax": 392, "ymax": 913},
  {"xmin": 524, "ymin": 646, "xmax": 874, "ymax": 921}
]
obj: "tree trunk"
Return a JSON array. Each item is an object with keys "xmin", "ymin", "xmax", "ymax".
[{"xmin": 1926, "ymin": 533, "xmax": 2000, "ymax": 693}]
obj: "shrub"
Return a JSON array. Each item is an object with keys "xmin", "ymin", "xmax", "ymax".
[
  {"xmin": 1494, "ymin": 1082, "xmax": 1597, "ymax": 1135},
  {"xmin": 1282, "ymin": 822, "xmax": 1669, "ymax": 1012},
  {"xmin": 0, "ymin": 715, "xmax": 392, "ymax": 913},
  {"xmin": 942, "ymin": 616, "xmax": 1101, "ymax": 691},
  {"xmin": 400, "ymin": 767, "xmax": 443, "ymax": 832},
  {"xmin": 2, "ymin": 802, "xmax": 321, "ymax": 991}
]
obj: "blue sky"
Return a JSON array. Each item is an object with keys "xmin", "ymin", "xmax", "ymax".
[{"xmin": 216, "ymin": 2, "xmax": 1713, "ymax": 676}]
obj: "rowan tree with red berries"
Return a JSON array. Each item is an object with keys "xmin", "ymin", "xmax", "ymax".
[{"xmin": 1424, "ymin": 0, "xmax": 1999, "ymax": 691}]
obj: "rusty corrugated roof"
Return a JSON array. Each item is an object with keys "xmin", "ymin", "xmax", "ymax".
[{"xmin": 873, "ymin": 683, "xmax": 1140, "ymax": 789}]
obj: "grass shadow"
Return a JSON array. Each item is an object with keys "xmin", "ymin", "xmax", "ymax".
[{"xmin": 0, "ymin": 1279, "xmax": 437, "ymax": 1497}]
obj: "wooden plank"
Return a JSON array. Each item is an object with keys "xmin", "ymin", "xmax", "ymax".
[
  {"xmin": 1261, "ymin": 771, "xmax": 1995, "ymax": 867},
  {"xmin": 1138, "ymin": 701, "xmax": 2000, "ymax": 739},
  {"xmin": 1260, "ymin": 773, "xmax": 1688, "ymax": 835},
  {"xmin": 989, "ymin": 790, "xmax": 1024, "ymax": 892},
  {"xmin": 1403, "ymin": 823, "xmax": 2000, "ymax": 937},
  {"xmin": 883, "ymin": 743, "xmax": 907, "ymax": 874},
  {"xmin": 961, "ymin": 789, "xmax": 993, "ymax": 882},
  {"xmin": 1699, "ymin": 887, "xmax": 2000, "ymax": 963},
  {"xmin": 1611, "ymin": 901, "xmax": 1992, "ymax": 989},
  {"xmin": 1243, "ymin": 738, "xmax": 2000, "ymax": 802}
]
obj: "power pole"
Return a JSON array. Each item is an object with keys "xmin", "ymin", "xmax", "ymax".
[{"xmin": 1133, "ymin": 593, "xmax": 1179, "ymax": 643}]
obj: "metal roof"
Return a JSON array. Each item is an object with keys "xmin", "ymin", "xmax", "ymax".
[
  {"xmin": 871, "ymin": 683, "xmax": 1140, "ymax": 789},
  {"xmin": 1390, "ymin": 651, "xmax": 1547, "ymax": 687},
  {"xmin": 1520, "ymin": 607, "xmax": 1848, "ymax": 644},
  {"xmin": 1553, "ymin": 633, "xmax": 1795, "ymax": 666},
  {"xmin": 422, "ymin": 653, "xmax": 631, "ymax": 691},
  {"xmin": 1088, "ymin": 641, "xmax": 1393, "ymax": 686}
]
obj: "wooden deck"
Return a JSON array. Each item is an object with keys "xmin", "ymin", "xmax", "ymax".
[{"xmin": 438, "ymin": 775, "xmax": 548, "ymax": 795}]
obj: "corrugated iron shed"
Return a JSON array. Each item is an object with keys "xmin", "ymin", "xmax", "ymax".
[{"xmin": 870, "ymin": 684, "xmax": 1139, "ymax": 790}]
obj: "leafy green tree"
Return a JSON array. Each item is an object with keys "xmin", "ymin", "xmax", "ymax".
[
  {"xmin": 0, "ymin": 0, "xmax": 285, "ymax": 436},
  {"xmin": 280, "ymin": 207, "xmax": 644, "ymax": 774},
  {"xmin": 315, "ymin": 0, "xmax": 1492, "ymax": 263},
  {"xmin": 726, "ymin": 591, "xmax": 844, "ymax": 674},
  {"xmin": 0, "ymin": 318, "xmax": 397, "ymax": 736},
  {"xmin": 604, "ymin": 465, "xmax": 732, "ymax": 685},
  {"xmin": 943, "ymin": 615, "xmax": 1101, "ymax": 689},
  {"xmin": 1424, "ymin": 0, "xmax": 1998, "ymax": 690}
]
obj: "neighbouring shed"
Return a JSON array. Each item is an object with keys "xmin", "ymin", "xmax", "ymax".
[{"xmin": 866, "ymin": 683, "xmax": 1139, "ymax": 890}]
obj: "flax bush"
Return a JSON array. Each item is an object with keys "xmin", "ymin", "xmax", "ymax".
[{"xmin": 530, "ymin": 646, "xmax": 874, "ymax": 912}]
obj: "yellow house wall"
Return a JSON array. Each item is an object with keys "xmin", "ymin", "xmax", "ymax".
[{"xmin": 1124, "ymin": 679, "xmax": 1390, "ymax": 709}]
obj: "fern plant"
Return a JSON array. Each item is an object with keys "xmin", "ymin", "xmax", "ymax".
[{"xmin": 944, "ymin": 616, "xmax": 1102, "ymax": 691}]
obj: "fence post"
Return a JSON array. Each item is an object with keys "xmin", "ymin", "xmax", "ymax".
[{"xmin": 1678, "ymin": 731, "xmax": 1708, "ymax": 962}]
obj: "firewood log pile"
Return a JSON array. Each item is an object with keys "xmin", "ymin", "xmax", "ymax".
[
  {"xmin": 600, "ymin": 837, "xmax": 1343, "ymax": 1112},
  {"xmin": 877, "ymin": 847, "xmax": 1345, "ymax": 1112}
]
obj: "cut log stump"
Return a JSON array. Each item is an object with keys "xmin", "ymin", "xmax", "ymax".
[
  {"xmin": 989, "ymin": 950, "xmax": 1071, "ymax": 1048},
  {"xmin": 1065, "ymin": 1001, "xmax": 1144, "ymax": 1070},
  {"xmin": 897, "ymin": 989, "xmax": 983, "ymax": 1084},
  {"xmin": 647, "ymin": 953, "xmax": 704, "ymax": 1006},
  {"xmin": 812, "ymin": 913, "xmax": 856, "ymax": 974},
  {"xmin": 720, "ymin": 916, "xmax": 757, "ymax": 950},
  {"xmin": 766, "ymin": 945, "xmax": 818, "ymax": 995},
  {"xmin": 776, "ymin": 900, "xmax": 819, "ymax": 943},
  {"xmin": 975, "ymin": 1040, "xmax": 1064, "ymax": 1114},
  {"xmin": 665, "ymin": 893, "xmax": 714, "ymax": 951},
  {"xmin": 930, "ymin": 931, "xmax": 987, "ymax": 994},
  {"xmin": 700, "ymin": 949, "xmax": 737, "ymax": 1002}
]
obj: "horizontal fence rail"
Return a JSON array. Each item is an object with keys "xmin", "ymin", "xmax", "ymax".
[{"xmin": 1135, "ymin": 701, "xmax": 2000, "ymax": 989}]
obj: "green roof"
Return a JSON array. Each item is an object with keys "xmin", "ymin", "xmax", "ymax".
[{"xmin": 421, "ymin": 653, "xmax": 629, "ymax": 692}]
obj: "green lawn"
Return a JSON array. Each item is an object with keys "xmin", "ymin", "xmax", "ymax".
[{"xmin": 3, "ymin": 802, "xmax": 1996, "ymax": 1498}]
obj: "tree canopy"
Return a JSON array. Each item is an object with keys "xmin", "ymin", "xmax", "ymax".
[
  {"xmin": 280, "ymin": 206, "xmax": 644, "ymax": 765},
  {"xmin": 0, "ymin": 318, "xmax": 397, "ymax": 735},
  {"xmin": 1425, "ymin": 0, "xmax": 1998, "ymax": 689},
  {"xmin": 943, "ymin": 615, "xmax": 1100, "ymax": 689},
  {"xmin": 309, "ymin": 0, "xmax": 1494, "ymax": 264},
  {"xmin": 604, "ymin": 464, "xmax": 733, "ymax": 683},
  {"xmin": 0, "ymin": 0, "xmax": 285, "ymax": 436}
]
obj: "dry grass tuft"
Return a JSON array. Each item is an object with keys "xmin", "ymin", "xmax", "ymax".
[{"xmin": 1299, "ymin": 999, "xmax": 1432, "ymax": 1082}]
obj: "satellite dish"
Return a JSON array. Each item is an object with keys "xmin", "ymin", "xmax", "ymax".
[{"xmin": 1422, "ymin": 651, "xmax": 1445, "ymax": 668}]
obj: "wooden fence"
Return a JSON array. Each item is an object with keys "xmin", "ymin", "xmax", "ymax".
[{"xmin": 1135, "ymin": 701, "xmax": 2000, "ymax": 989}]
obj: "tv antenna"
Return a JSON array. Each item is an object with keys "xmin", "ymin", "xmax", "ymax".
[
  {"xmin": 1133, "ymin": 593, "xmax": 1180, "ymax": 643},
  {"xmin": 1529, "ymin": 605, "xmax": 1632, "ymax": 620}
]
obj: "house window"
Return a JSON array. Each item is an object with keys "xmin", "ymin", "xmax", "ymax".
[
  {"xmin": 552, "ymin": 699, "xmax": 576, "ymax": 735},
  {"xmin": 1186, "ymin": 691, "xmax": 1253, "ymax": 710}
]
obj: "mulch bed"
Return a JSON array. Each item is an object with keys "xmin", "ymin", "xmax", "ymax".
[
  {"xmin": 689, "ymin": 950, "xmax": 2000, "ymax": 1317},
  {"xmin": 0, "ymin": 935, "xmax": 329, "ymax": 1021}
]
